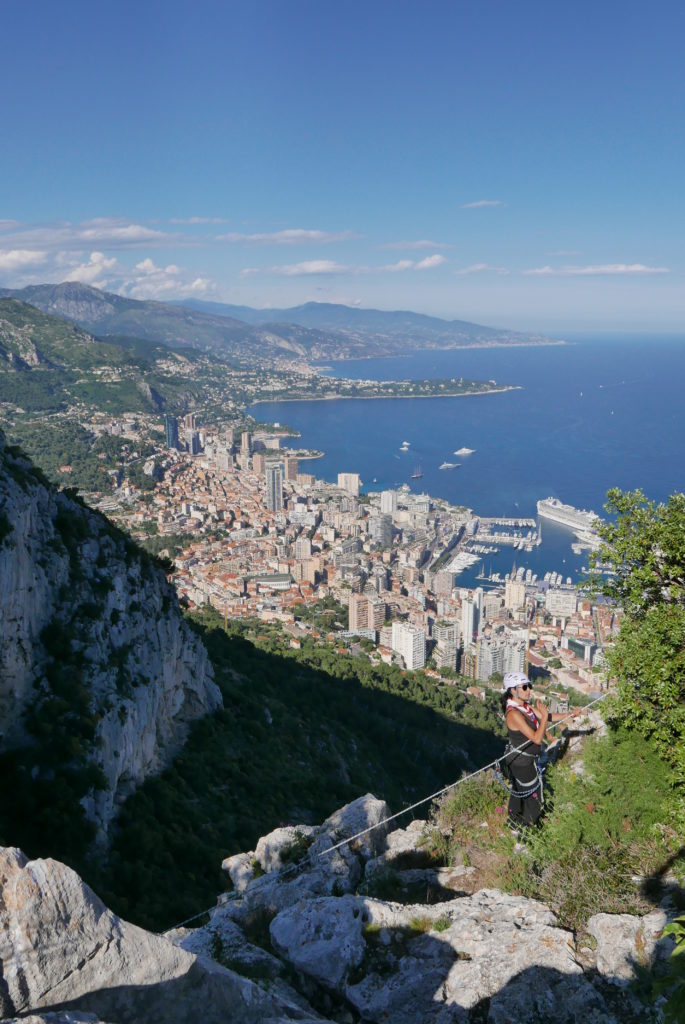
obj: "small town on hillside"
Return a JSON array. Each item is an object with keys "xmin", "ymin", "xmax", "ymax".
[{"xmin": 90, "ymin": 411, "xmax": 617, "ymax": 703}]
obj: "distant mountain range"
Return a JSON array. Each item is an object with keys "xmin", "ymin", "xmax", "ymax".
[{"xmin": 0, "ymin": 282, "xmax": 555, "ymax": 362}]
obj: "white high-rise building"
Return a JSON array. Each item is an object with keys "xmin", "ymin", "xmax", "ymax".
[
  {"xmin": 337, "ymin": 472, "xmax": 360, "ymax": 496},
  {"xmin": 295, "ymin": 536, "xmax": 312, "ymax": 560},
  {"xmin": 369, "ymin": 514, "xmax": 392, "ymax": 547},
  {"xmin": 433, "ymin": 620, "xmax": 459, "ymax": 670},
  {"xmin": 461, "ymin": 594, "xmax": 483, "ymax": 645},
  {"xmin": 477, "ymin": 638, "xmax": 505, "ymax": 681},
  {"xmin": 503, "ymin": 640, "xmax": 527, "ymax": 675},
  {"xmin": 391, "ymin": 621, "xmax": 426, "ymax": 670},
  {"xmin": 380, "ymin": 490, "xmax": 397, "ymax": 515},
  {"xmin": 476, "ymin": 637, "xmax": 527, "ymax": 681},
  {"xmin": 505, "ymin": 579, "xmax": 527, "ymax": 613},
  {"xmin": 545, "ymin": 589, "xmax": 577, "ymax": 617}
]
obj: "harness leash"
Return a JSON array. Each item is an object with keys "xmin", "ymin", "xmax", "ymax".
[{"xmin": 168, "ymin": 692, "xmax": 609, "ymax": 932}]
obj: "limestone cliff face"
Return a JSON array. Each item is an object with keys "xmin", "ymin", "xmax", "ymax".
[{"xmin": 0, "ymin": 428, "xmax": 221, "ymax": 835}]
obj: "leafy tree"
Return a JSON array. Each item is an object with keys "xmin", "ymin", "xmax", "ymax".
[{"xmin": 590, "ymin": 488, "xmax": 685, "ymax": 785}]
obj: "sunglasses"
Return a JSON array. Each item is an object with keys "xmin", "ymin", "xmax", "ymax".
[{"xmin": 518, "ymin": 683, "xmax": 531, "ymax": 691}]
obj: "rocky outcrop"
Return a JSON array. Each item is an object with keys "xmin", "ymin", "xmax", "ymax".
[
  {"xmin": 1, "ymin": 788, "xmax": 679, "ymax": 1024},
  {"xmin": 211, "ymin": 795, "xmax": 391, "ymax": 930},
  {"xmin": 0, "ymin": 430, "xmax": 221, "ymax": 834},
  {"xmin": 171, "ymin": 798, "xmax": 679, "ymax": 1024},
  {"xmin": 0, "ymin": 847, "xmax": 329, "ymax": 1023}
]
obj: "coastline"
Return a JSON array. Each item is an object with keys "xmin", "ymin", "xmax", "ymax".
[
  {"xmin": 250, "ymin": 385, "xmax": 521, "ymax": 407},
  {"xmin": 312, "ymin": 339, "xmax": 568, "ymax": 367}
]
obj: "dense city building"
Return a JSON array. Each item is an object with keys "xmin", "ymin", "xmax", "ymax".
[
  {"xmin": 164, "ymin": 414, "xmax": 179, "ymax": 450},
  {"xmin": 391, "ymin": 621, "xmax": 426, "ymax": 670},
  {"xmin": 265, "ymin": 461, "xmax": 284, "ymax": 512}
]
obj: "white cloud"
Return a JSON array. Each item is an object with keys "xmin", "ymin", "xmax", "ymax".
[
  {"xmin": 379, "ymin": 260, "xmax": 415, "ymax": 272},
  {"xmin": 382, "ymin": 239, "xmax": 451, "ymax": 251},
  {"xmin": 0, "ymin": 220, "xmax": 21, "ymax": 232},
  {"xmin": 134, "ymin": 257, "xmax": 180, "ymax": 275},
  {"xmin": 0, "ymin": 249, "xmax": 48, "ymax": 271},
  {"xmin": 220, "ymin": 228, "xmax": 358, "ymax": 245},
  {"xmin": 454, "ymin": 262, "xmax": 510, "ymax": 276},
  {"xmin": 244, "ymin": 255, "xmax": 448, "ymax": 278},
  {"xmin": 455, "ymin": 262, "xmax": 490, "ymax": 275},
  {"xmin": 170, "ymin": 216, "xmax": 227, "ymax": 224},
  {"xmin": 415, "ymin": 254, "xmax": 447, "ymax": 270},
  {"xmin": 270, "ymin": 260, "xmax": 351, "ymax": 277},
  {"xmin": 0, "ymin": 245, "xmax": 216, "ymax": 301},
  {"xmin": 79, "ymin": 222, "xmax": 169, "ymax": 245},
  {"xmin": 461, "ymin": 199, "xmax": 504, "ymax": 209},
  {"xmin": 0, "ymin": 218, "xmax": 175, "ymax": 252},
  {"xmin": 123, "ymin": 257, "xmax": 213, "ymax": 299},
  {"xmin": 524, "ymin": 263, "xmax": 670, "ymax": 277},
  {"xmin": 60, "ymin": 251, "xmax": 118, "ymax": 287}
]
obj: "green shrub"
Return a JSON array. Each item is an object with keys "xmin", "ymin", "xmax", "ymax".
[
  {"xmin": 655, "ymin": 914, "xmax": 685, "ymax": 1024},
  {"xmin": 590, "ymin": 489, "xmax": 685, "ymax": 785},
  {"xmin": 279, "ymin": 830, "xmax": 313, "ymax": 865},
  {"xmin": 518, "ymin": 729, "xmax": 684, "ymax": 930}
]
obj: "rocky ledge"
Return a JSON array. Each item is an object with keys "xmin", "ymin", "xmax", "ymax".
[{"xmin": 1, "ymin": 795, "xmax": 679, "ymax": 1024}]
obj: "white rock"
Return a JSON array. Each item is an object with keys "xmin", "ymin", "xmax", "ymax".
[
  {"xmin": 222, "ymin": 851, "xmax": 256, "ymax": 892},
  {"xmin": 221, "ymin": 795, "xmax": 391, "ymax": 928},
  {"xmin": 170, "ymin": 913, "xmax": 283, "ymax": 979},
  {"xmin": 364, "ymin": 821, "xmax": 434, "ymax": 878},
  {"xmin": 587, "ymin": 908, "xmax": 670, "ymax": 983},
  {"xmin": 0, "ymin": 847, "xmax": 326, "ymax": 1023},
  {"xmin": 256, "ymin": 826, "xmax": 317, "ymax": 873},
  {"xmin": 270, "ymin": 895, "xmax": 366, "ymax": 988},
  {"xmin": 316, "ymin": 793, "xmax": 391, "ymax": 860},
  {"xmin": 269, "ymin": 890, "xmax": 591, "ymax": 1024},
  {"xmin": 3, "ymin": 1016, "xmax": 112, "ymax": 1024}
]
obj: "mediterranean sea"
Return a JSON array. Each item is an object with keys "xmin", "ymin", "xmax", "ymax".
[{"xmin": 248, "ymin": 334, "xmax": 685, "ymax": 587}]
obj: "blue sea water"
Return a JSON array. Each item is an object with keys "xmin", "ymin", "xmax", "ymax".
[{"xmin": 249, "ymin": 335, "xmax": 685, "ymax": 586}]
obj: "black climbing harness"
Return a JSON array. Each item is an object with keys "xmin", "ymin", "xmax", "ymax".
[{"xmin": 493, "ymin": 742, "xmax": 546, "ymax": 802}]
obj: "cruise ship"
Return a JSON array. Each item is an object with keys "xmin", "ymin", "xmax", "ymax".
[{"xmin": 537, "ymin": 497, "xmax": 601, "ymax": 535}]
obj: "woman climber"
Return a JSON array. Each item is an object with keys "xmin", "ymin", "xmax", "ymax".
[{"xmin": 500, "ymin": 671, "xmax": 581, "ymax": 828}]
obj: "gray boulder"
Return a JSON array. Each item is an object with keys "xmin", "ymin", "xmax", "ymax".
[
  {"xmin": 587, "ymin": 908, "xmax": 672, "ymax": 983},
  {"xmin": 255, "ymin": 825, "xmax": 317, "ymax": 873},
  {"xmin": 218, "ymin": 794, "xmax": 391, "ymax": 930},
  {"xmin": 270, "ymin": 895, "xmax": 367, "ymax": 988},
  {"xmin": 268, "ymin": 890, "xmax": 617, "ymax": 1024},
  {"xmin": 0, "ymin": 847, "xmax": 327, "ymax": 1023},
  {"xmin": 317, "ymin": 793, "xmax": 391, "ymax": 859},
  {"xmin": 221, "ymin": 851, "xmax": 256, "ymax": 892}
]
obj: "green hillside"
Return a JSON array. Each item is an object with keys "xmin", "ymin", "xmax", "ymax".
[
  {"xmin": 0, "ymin": 298, "xmax": 130, "ymax": 368},
  {"xmin": 0, "ymin": 298, "xmax": 189, "ymax": 415}
]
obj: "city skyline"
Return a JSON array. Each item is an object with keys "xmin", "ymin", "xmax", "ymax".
[{"xmin": 1, "ymin": 2, "xmax": 684, "ymax": 330}]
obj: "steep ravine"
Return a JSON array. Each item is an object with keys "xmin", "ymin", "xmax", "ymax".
[{"xmin": 0, "ymin": 427, "xmax": 221, "ymax": 839}]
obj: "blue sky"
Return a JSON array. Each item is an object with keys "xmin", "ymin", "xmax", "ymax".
[{"xmin": 1, "ymin": 1, "xmax": 683, "ymax": 330}]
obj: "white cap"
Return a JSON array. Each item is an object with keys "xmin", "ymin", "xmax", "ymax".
[{"xmin": 503, "ymin": 671, "xmax": 530, "ymax": 692}]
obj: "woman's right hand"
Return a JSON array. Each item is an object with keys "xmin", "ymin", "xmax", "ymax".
[{"xmin": 535, "ymin": 700, "xmax": 549, "ymax": 720}]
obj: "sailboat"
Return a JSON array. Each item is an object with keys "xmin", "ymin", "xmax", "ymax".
[{"xmin": 411, "ymin": 464, "xmax": 423, "ymax": 479}]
